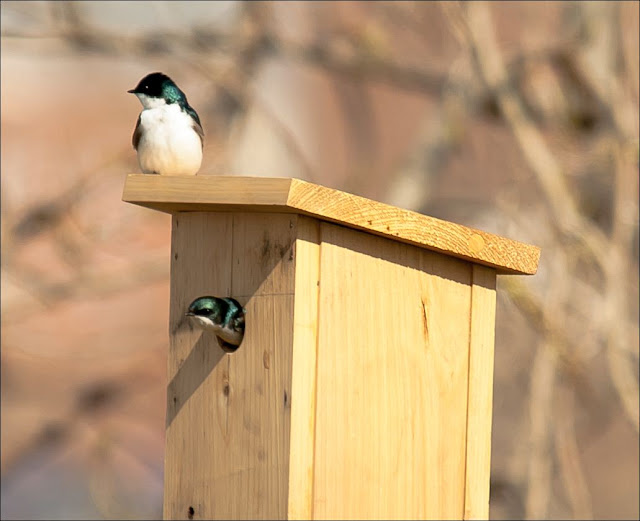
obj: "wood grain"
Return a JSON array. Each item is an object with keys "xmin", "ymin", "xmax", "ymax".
[
  {"xmin": 463, "ymin": 265, "xmax": 497, "ymax": 520},
  {"xmin": 286, "ymin": 178, "xmax": 538, "ymax": 275},
  {"xmin": 164, "ymin": 212, "xmax": 297, "ymax": 520},
  {"xmin": 312, "ymin": 222, "xmax": 473, "ymax": 519},
  {"xmin": 122, "ymin": 174, "xmax": 540, "ymax": 275},
  {"xmin": 123, "ymin": 174, "xmax": 293, "ymax": 209}
]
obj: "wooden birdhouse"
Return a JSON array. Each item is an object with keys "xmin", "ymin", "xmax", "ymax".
[{"xmin": 122, "ymin": 175, "xmax": 540, "ymax": 520}]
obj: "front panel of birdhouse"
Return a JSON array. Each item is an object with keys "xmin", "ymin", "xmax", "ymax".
[{"xmin": 164, "ymin": 211, "xmax": 298, "ymax": 520}]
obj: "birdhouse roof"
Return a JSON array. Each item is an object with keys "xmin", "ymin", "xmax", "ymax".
[{"xmin": 123, "ymin": 175, "xmax": 540, "ymax": 275}]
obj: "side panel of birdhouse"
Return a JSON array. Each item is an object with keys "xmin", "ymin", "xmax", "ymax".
[
  {"xmin": 164, "ymin": 212, "xmax": 298, "ymax": 520},
  {"xmin": 311, "ymin": 222, "xmax": 474, "ymax": 520}
]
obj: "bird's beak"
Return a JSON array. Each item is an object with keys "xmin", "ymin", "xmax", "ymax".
[
  {"xmin": 185, "ymin": 311, "xmax": 194, "ymax": 317},
  {"xmin": 127, "ymin": 89, "xmax": 136, "ymax": 94}
]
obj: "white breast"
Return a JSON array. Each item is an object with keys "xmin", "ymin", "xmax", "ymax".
[
  {"xmin": 136, "ymin": 104, "xmax": 202, "ymax": 175},
  {"xmin": 189, "ymin": 316, "xmax": 243, "ymax": 345}
]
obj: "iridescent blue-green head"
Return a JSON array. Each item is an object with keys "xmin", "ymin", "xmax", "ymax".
[
  {"xmin": 128, "ymin": 72, "xmax": 189, "ymax": 109},
  {"xmin": 186, "ymin": 296, "xmax": 246, "ymax": 348}
]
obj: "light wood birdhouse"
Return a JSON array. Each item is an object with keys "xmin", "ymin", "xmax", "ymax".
[{"xmin": 122, "ymin": 175, "xmax": 540, "ymax": 520}]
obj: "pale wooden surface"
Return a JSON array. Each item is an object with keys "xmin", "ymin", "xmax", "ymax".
[
  {"xmin": 164, "ymin": 212, "xmax": 297, "ymax": 520},
  {"xmin": 463, "ymin": 265, "xmax": 497, "ymax": 520},
  {"xmin": 312, "ymin": 222, "xmax": 473, "ymax": 519},
  {"xmin": 159, "ymin": 209, "xmax": 502, "ymax": 519},
  {"xmin": 122, "ymin": 174, "xmax": 540, "ymax": 275}
]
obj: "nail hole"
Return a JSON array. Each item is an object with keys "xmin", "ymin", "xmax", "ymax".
[{"xmin": 188, "ymin": 506, "xmax": 194, "ymax": 519}]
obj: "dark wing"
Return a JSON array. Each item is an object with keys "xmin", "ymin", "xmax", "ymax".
[
  {"xmin": 132, "ymin": 114, "xmax": 142, "ymax": 150},
  {"xmin": 233, "ymin": 314, "xmax": 245, "ymax": 334},
  {"xmin": 222, "ymin": 298, "xmax": 245, "ymax": 334},
  {"xmin": 185, "ymin": 105, "xmax": 205, "ymax": 149}
]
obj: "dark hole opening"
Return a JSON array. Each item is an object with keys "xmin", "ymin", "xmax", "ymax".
[{"xmin": 217, "ymin": 336, "xmax": 240, "ymax": 353}]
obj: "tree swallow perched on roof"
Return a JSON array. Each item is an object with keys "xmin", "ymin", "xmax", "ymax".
[
  {"xmin": 128, "ymin": 72, "xmax": 204, "ymax": 176},
  {"xmin": 186, "ymin": 296, "xmax": 246, "ymax": 350}
]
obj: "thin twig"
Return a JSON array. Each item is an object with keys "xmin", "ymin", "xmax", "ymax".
[{"xmin": 555, "ymin": 386, "xmax": 594, "ymax": 520}]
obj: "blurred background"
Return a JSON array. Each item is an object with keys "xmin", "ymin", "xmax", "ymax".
[{"xmin": 1, "ymin": 1, "xmax": 638, "ymax": 519}]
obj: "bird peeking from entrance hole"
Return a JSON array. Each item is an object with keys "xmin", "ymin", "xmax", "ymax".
[
  {"xmin": 128, "ymin": 72, "xmax": 204, "ymax": 176},
  {"xmin": 186, "ymin": 296, "xmax": 246, "ymax": 351}
]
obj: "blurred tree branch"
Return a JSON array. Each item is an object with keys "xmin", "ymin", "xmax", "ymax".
[{"xmin": 457, "ymin": 1, "xmax": 638, "ymax": 432}]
